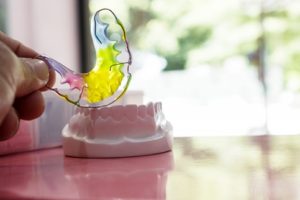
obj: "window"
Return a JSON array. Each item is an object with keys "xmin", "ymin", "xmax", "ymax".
[{"xmin": 83, "ymin": 0, "xmax": 300, "ymax": 136}]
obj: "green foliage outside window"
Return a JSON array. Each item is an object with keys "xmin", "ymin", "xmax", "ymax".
[{"xmin": 90, "ymin": 0, "xmax": 300, "ymax": 90}]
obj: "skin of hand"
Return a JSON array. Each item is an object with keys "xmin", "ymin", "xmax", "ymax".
[{"xmin": 0, "ymin": 31, "xmax": 55, "ymax": 141}]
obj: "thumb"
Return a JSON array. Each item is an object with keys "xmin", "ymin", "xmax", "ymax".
[{"xmin": 16, "ymin": 58, "xmax": 49, "ymax": 98}]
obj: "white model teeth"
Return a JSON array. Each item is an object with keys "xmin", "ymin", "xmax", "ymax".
[
  {"xmin": 125, "ymin": 104, "xmax": 138, "ymax": 121},
  {"xmin": 109, "ymin": 105, "xmax": 124, "ymax": 121},
  {"xmin": 159, "ymin": 102, "xmax": 163, "ymax": 111},
  {"xmin": 90, "ymin": 109, "xmax": 98, "ymax": 120},
  {"xmin": 99, "ymin": 107, "xmax": 110, "ymax": 119},
  {"xmin": 138, "ymin": 105, "xmax": 147, "ymax": 119},
  {"xmin": 74, "ymin": 106, "xmax": 84, "ymax": 115},
  {"xmin": 92, "ymin": 117, "xmax": 123, "ymax": 140},
  {"xmin": 154, "ymin": 102, "xmax": 159, "ymax": 113},
  {"xmin": 74, "ymin": 103, "xmax": 160, "ymax": 121},
  {"xmin": 74, "ymin": 106, "xmax": 81, "ymax": 115},
  {"xmin": 66, "ymin": 102, "xmax": 171, "ymax": 141},
  {"xmin": 155, "ymin": 102, "xmax": 162, "ymax": 113},
  {"xmin": 83, "ymin": 108, "xmax": 91, "ymax": 117},
  {"xmin": 146, "ymin": 102, "xmax": 155, "ymax": 118},
  {"xmin": 68, "ymin": 114, "xmax": 80, "ymax": 134}
]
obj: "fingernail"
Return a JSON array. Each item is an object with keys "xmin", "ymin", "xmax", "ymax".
[{"xmin": 26, "ymin": 59, "xmax": 49, "ymax": 81}]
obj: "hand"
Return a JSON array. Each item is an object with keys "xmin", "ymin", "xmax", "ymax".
[{"xmin": 0, "ymin": 31, "xmax": 55, "ymax": 141}]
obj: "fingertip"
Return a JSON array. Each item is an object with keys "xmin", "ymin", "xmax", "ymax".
[
  {"xmin": 48, "ymin": 70, "xmax": 56, "ymax": 87},
  {"xmin": 16, "ymin": 58, "xmax": 50, "ymax": 98},
  {"xmin": 24, "ymin": 59, "xmax": 49, "ymax": 82},
  {"xmin": 40, "ymin": 70, "xmax": 56, "ymax": 92},
  {"xmin": 0, "ymin": 107, "xmax": 20, "ymax": 141}
]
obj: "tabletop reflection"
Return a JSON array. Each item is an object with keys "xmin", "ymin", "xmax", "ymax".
[
  {"xmin": 63, "ymin": 152, "xmax": 174, "ymax": 199},
  {"xmin": 0, "ymin": 149, "xmax": 174, "ymax": 200},
  {"xmin": 1, "ymin": 136, "xmax": 300, "ymax": 200}
]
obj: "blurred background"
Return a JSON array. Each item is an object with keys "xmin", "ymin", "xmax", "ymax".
[{"xmin": 1, "ymin": 0, "xmax": 300, "ymax": 137}]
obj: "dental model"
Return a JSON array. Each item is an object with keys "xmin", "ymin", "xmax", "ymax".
[
  {"xmin": 63, "ymin": 102, "xmax": 173, "ymax": 157},
  {"xmin": 38, "ymin": 8, "xmax": 174, "ymax": 157}
]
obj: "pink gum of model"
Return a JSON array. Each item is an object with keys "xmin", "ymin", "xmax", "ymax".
[{"xmin": 62, "ymin": 102, "xmax": 173, "ymax": 158}]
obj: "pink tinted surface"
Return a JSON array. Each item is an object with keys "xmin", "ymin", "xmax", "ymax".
[
  {"xmin": 1, "ymin": 136, "xmax": 300, "ymax": 199},
  {"xmin": 0, "ymin": 121, "xmax": 34, "ymax": 156}
]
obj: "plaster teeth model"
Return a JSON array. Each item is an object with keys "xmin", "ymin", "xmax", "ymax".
[{"xmin": 63, "ymin": 102, "xmax": 173, "ymax": 158}]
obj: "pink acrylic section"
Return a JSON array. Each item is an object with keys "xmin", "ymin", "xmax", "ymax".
[{"xmin": 63, "ymin": 102, "xmax": 173, "ymax": 157}]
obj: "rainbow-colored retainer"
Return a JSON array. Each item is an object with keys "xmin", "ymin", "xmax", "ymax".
[{"xmin": 37, "ymin": 8, "xmax": 132, "ymax": 108}]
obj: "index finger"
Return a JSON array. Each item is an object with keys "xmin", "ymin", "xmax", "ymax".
[
  {"xmin": 0, "ymin": 32, "xmax": 56, "ymax": 91},
  {"xmin": 0, "ymin": 31, "xmax": 38, "ymax": 58}
]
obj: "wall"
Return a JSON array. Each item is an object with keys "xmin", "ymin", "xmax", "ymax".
[{"xmin": 7, "ymin": 0, "xmax": 80, "ymax": 71}]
